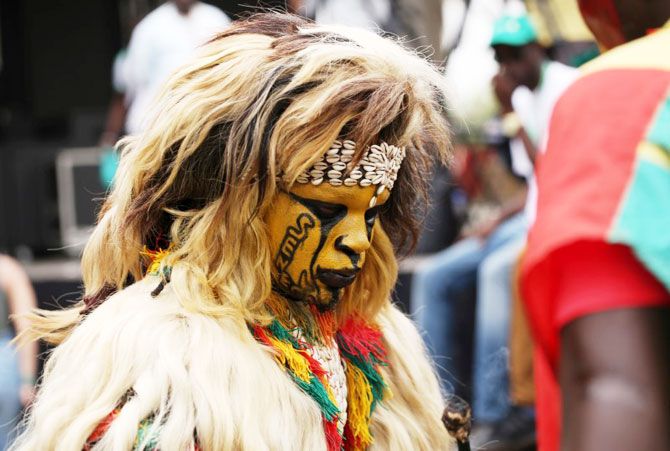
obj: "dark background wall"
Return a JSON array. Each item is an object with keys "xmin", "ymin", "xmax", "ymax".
[{"xmin": 0, "ymin": 0, "xmax": 286, "ymax": 256}]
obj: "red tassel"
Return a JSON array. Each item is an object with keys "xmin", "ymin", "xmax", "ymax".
[
  {"xmin": 299, "ymin": 349, "xmax": 329, "ymax": 380},
  {"xmin": 337, "ymin": 317, "xmax": 387, "ymax": 363},
  {"xmin": 251, "ymin": 325, "xmax": 274, "ymax": 347},
  {"xmin": 84, "ymin": 408, "xmax": 120, "ymax": 449},
  {"xmin": 324, "ymin": 417, "xmax": 343, "ymax": 451},
  {"xmin": 343, "ymin": 421, "xmax": 359, "ymax": 451}
]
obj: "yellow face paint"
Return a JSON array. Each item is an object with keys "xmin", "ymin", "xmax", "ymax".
[{"xmin": 266, "ymin": 183, "xmax": 390, "ymax": 311}]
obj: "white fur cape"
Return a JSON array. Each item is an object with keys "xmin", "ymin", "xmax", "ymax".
[{"xmin": 13, "ymin": 277, "xmax": 454, "ymax": 450}]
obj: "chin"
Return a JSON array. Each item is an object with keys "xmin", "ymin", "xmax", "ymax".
[{"xmin": 310, "ymin": 287, "xmax": 343, "ymax": 312}]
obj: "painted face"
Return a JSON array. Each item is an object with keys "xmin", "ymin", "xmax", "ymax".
[{"xmin": 267, "ymin": 183, "xmax": 390, "ymax": 311}]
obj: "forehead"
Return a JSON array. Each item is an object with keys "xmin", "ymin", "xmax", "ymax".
[
  {"xmin": 289, "ymin": 183, "xmax": 391, "ymax": 209},
  {"xmin": 493, "ymin": 44, "xmax": 525, "ymax": 62}
]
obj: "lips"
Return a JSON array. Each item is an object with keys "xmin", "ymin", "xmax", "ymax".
[{"xmin": 316, "ymin": 267, "xmax": 360, "ymax": 289}]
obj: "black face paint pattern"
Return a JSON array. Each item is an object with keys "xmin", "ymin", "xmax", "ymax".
[
  {"xmin": 272, "ymin": 192, "xmax": 379, "ymax": 311},
  {"xmin": 273, "ymin": 212, "xmax": 317, "ymax": 299}
]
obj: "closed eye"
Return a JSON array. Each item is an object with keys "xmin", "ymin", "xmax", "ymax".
[
  {"xmin": 289, "ymin": 193, "xmax": 347, "ymax": 222},
  {"xmin": 310, "ymin": 201, "xmax": 346, "ymax": 220},
  {"xmin": 365, "ymin": 206, "xmax": 380, "ymax": 225}
]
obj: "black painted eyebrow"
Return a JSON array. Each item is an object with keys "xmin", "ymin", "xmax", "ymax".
[{"xmin": 288, "ymin": 192, "xmax": 346, "ymax": 213}]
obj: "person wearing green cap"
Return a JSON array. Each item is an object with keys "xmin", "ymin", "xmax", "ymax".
[
  {"xmin": 412, "ymin": 10, "xmax": 578, "ymax": 451},
  {"xmin": 466, "ymin": 13, "xmax": 578, "ymax": 451}
]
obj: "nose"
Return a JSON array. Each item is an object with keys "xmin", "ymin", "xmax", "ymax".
[{"xmin": 335, "ymin": 230, "xmax": 371, "ymax": 266}]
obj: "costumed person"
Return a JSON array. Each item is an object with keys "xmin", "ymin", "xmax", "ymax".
[
  {"xmin": 521, "ymin": 1, "xmax": 670, "ymax": 450},
  {"xmin": 11, "ymin": 13, "xmax": 460, "ymax": 451}
]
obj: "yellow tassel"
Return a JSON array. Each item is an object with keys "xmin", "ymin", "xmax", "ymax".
[
  {"xmin": 268, "ymin": 336, "xmax": 312, "ymax": 383},
  {"xmin": 325, "ymin": 381, "xmax": 339, "ymax": 408},
  {"xmin": 345, "ymin": 364, "xmax": 374, "ymax": 449},
  {"xmin": 141, "ymin": 245, "xmax": 173, "ymax": 276}
]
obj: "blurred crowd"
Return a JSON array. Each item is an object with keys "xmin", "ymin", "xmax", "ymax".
[{"xmin": 1, "ymin": 0, "xmax": 668, "ymax": 450}]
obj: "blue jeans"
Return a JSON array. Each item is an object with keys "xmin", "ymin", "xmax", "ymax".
[
  {"xmin": 0, "ymin": 332, "xmax": 21, "ymax": 450},
  {"xmin": 473, "ymin": 235, "xmax": 526, "ymax": 422},
  {"xmin": 411, "ymin": 213, "xmax": 527, "ymax": 422}
]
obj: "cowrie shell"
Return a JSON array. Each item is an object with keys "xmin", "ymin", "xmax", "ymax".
[
  {"xmin": 326, "ymin": 156, "xmax": 340, "ymax": 164},
  {"xmin": 344, "ymin": 178, "xmax": 358, "ymax": 186},
  {"xmin": 360, "ymin": 179, "xmax": 372, "ymax": 187},
  {"xmin": 332, "ymin": 162, "xmax": 346, "ymax": 171},
  {"xmin": 372, "ymin": 174, "xmax": 385, "ymax": 184},
  {"xmin": 327, "ymin": 170, "xmax": 342, "ymax": 178},
  {"xmin": 311, "ymin": 177, "xmax": 323, "ymax": 185},
  {"xmin": 329, "ymin": 178, "xmax": 343, "ymax": 186},
  {"xmin": 368, "ymin": 196, "xmax": 377, "ymax": 208}
]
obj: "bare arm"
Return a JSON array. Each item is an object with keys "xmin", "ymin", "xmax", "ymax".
[
  {"xmin": 0, "ymin": 255, "xmax": 38, "ymax": 406},
  {"xmin": 560, "ymin": 308, "xmax": 670, "ymax": 451},
  {"xmin": 516, "ymin": 126, "xmax": 538, "ymax": 164}
]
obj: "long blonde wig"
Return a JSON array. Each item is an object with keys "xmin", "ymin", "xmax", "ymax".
[{"xmin": 15, "ymin": 13, "xmax": 454, "ymax": 451}]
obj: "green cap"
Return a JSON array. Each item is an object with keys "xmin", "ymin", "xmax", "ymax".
[{"xmin": 490, "ymin": 14, "xmax": 538, "ymax": 47}]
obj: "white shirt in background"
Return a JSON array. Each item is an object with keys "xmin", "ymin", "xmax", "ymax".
[
  {"xmin": 124, "ymin": 1, "xmax": 230, "ymax": 134},
  {"xmin": 509, "ymin": 61, "xmax": 579, "ymax": 222}
]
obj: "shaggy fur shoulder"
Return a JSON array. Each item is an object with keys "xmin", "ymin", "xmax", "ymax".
[
  {"xmin": 14, "ymin": 278, "xmax": 325, "ymax": 451},
  {"xmin": 371, "ymin": 306, "xmax": 454, "ymax": 450},
  {"xmin": 13, "ymin": 278, "xmax": 453, "ymax": 450}
]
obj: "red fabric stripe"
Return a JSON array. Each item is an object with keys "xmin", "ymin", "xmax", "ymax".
[{"xmin": 525, "ymin": 69, "xmax": 670, "ymax": 279}]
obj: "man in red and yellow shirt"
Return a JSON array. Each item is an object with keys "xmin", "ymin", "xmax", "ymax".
[{"xmin": 521, "ymin": 1, "xmax": 670, "ymax": 450}]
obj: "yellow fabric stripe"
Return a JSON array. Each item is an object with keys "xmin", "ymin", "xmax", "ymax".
[
  {"xmin": 581, "ymin": 26, "xmax": 670, "ymax": 75},
  {"xmin": 638, "ymin": 141, "xmax": 670, "ymax": 169}
]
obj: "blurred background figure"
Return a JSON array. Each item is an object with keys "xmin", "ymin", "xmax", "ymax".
[
  {"xmin": 98, "ymin": 0, "xmax": 230, "ymax": 189},
  {"xmin": 413, "ymin": 2, "xmax": 582, "ymax": 450},
  {"xmin": 121, "ymin": 0, "xmax": 230, "ymax": 135},
  {"xmin": 521, "ymin": 1, "xmax": 670, "ymax": 450},
  {"xmin": 296, "ymin": 0, "xmax": 445, "ymax": 62},
  {"xmin": 0, "ymin": 255, "xmax": 37, "ymax": 450}
]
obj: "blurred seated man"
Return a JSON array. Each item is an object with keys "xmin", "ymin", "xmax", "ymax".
[
  {"xmin": 412, "ymin": 14, "xmax": 577, "ymax": 449},
  {"xmin": 521, "ymin": 1, "xmax": 670, "ymax": 450}
]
